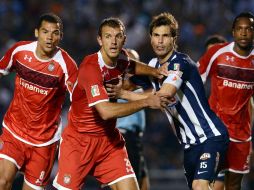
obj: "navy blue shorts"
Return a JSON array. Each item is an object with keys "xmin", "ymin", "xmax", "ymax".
[{"xmin": 183, "ymin": 136, "xmax": 228, "ymax": 189}]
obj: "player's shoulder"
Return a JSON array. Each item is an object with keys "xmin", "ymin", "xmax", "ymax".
[
  {"xmin": 14, "ymin": 40, "xmax": 33, "ymax": 46},
  {"xmin": 81, "ymin": 52, "xmax": 98, "ymax": 64},
  {"xmin": 171, "ymin": 51, "xmax": 193, "ymax": 64},
  {"xmin": 79, "ymin": 52, "xmax": 99, "ymax": 70},
  {"xmin": 169, "ymin": 51, "xmax": 197, "ymax": 71},
  {"xmin": 206, "ymin": 42, "xmax": 231, "ymax": 56},
  {"xmin": 10, "ymin": 41, "xmax": 35, "ymax": 51},
  {"xmin": 148, "ymin": 57, "xmax": 158, "ymax": 67}
]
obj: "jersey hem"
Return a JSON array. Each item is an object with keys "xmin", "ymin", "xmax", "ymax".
[{"xmin": 2, "ymin": 121, "xmax": 61, "ymax": 147}]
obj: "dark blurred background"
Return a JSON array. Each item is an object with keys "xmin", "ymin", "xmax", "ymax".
[{"xmin": 0, "ymin": 0, "xmax": 253, "ymax": 190}]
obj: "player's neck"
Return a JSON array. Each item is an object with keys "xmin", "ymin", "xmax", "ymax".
[
  {"xmin": 158, "ymin": 50, "xmax": 173, "ymax": 64},
  {"xmin": 233, "ymin": 44, "xmax": 253, "ymax": 57},
  {"xmin": 35, "ymin": 48, "xmax": 56, "ymax": 60},
  {"xmin": 101, "ymin": 51, "xmax": 117, "ymax": 67}
]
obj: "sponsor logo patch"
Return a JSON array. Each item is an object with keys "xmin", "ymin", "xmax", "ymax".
[
  {"xmin": 200, "ymin": 153, "xmax": 211, "ymax": 160},
  {"xmin": 24, "ymin": 55, "xmax": 32, "ymax": 62},
  {"xmin": 63, "ymin": 174, "xmax": 71, "ymax": 185},
  {"xmin": 91, "ymin": 85, "xmax": 100, "ymax": 97}
]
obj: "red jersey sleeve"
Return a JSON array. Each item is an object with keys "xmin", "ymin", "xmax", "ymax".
[
  {"xmin": 61, "ymin": 50, "xmax": 78, "ymax": 93},
  {"xmin": 78, "ymin": 56, "xmax": 108, "ymax": 107},
  {"xmin": 0, "ymin": 41, "xmax": 28, "ymax": 75},
  {"xmin": 198, "ymin": 43, "xmax": 226, "ymax": 83}
]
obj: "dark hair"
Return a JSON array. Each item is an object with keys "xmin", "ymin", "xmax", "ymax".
[
  {"xmin": 232, "ymin": 11, "xmax": 254, "ymax": 29},
  {"xmin": 98, "ymin": 17, "xmax": 125, "ymax": 37},
  {"xmin": 149, "ymin": 12, "xmax": 179, "ymax": 38},
  {"xmin": 205, "ymin": 34, "xmax": 227, "ymax": 48},
  {"xmin": 37, "ymin": 13, "xmax": 63, "ymax": 33}
]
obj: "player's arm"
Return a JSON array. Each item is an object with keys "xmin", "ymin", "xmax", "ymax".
[
  {"xmin": 157, "ymin": 83, "xmax": 177, "ymax": 97},
  {"xmin": 198, "ymin": 44, "xmax": 222, "ymax": 84},
  {"xmin": 157, "ymin": 69, "xmax": 183, "ymax": 98},
  {"xmin": 62, "ymin": 51, "xmax": 78, "ymax": 93},
  {"xmin": 129, "ymin": 58, "xmax": 169, "ymax": 79},
  {"xmin": 117, "ymin": 88, "xmax": 154, "ymax": 101},
  {"xmin": 0, "ymin": 42, "xmax": 24, "ymax": 77},
  {"xmin": 106, "ymin": 75, "xmax": 154, "ymax": 101},
  {"xmin": 95, "ymin": 92, "xmax": 168, "ymax": 120}
]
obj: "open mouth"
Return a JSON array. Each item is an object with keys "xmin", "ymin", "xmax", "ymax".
[
  {"xmin": 110, "ymin": 47, "xmax": 118, "ymax": 53},
  {"xmin": 46, "ymin": 42, "xmax": 53, "ymax": 48}
]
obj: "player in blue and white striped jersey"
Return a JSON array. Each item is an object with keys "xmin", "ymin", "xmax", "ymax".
[{"xmin": 148, "ymin": 13, "xmax": 229, "ymax": 190}]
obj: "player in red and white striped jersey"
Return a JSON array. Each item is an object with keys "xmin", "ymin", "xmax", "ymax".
[
  {"xmin": 198, "ymin": 12, "xmax": 254, "ymax": 190},
  {"xmin": 0, "ymin": 13, "xmax": 78, "ymax": 190}
]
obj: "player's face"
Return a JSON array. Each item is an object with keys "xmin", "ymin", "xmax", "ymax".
[
  {"xmin": 97, "ymin": 26, "xmax": 126, "ymax": 64},
  {"xmin": 151, "ymin": 25, "xmax": 175, "ymax": 62},
  {"xmin": 35, "ymin": 20, "xmax": 62, "ymax": 59},
  {"xmin": 233, "ymin": 17, "xmax": 254, "ymax": 53}
]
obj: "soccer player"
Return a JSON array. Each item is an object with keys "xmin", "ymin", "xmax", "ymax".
[
  {"xmin": 198, "ymin": 12, "xmax": 254, "ymax": 190},
  {"xmin": 53, "ymin": 17, "xmax": 170, "ymax": 190},
  {"xmin": 115, "ymin": 49, "xmax": 151, "ymax": 190},
  {"xmin": 148, "ymin": 12, "xmax": 230, "ymax": 190},
  {"xmin": 0, "ymin": 13, "xmax": 78, "ymax": 190},
  {"xmin": 205, "ymin": 34, "xmax": 227, "ymax": 50},
  {"xmin": 115, "ymin": 12, "xmax": 229, "ymax": 190}
]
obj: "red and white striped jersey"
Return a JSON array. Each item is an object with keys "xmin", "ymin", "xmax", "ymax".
[
  {"xmin": 198, "ymin": 42, "xmax": 254, "ymax": 142},
  {"xmin": 0, "ymin": 41, "xmax": 78, "ymax": 146},
  {"xmin": 68, "ymin": 50, "xmax": 132, "ymax": 134}
]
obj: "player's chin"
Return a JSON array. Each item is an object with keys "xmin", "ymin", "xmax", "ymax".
[
  {"xmin": 109, "ymin": 51, "xmax": 120, "ymax": 58},
  {"xmin": 44, "ymin": 46, "xmax": 56, "ymax": 53}
]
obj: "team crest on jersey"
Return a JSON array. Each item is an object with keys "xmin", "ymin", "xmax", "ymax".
[
  {"xmin": 63, "ymin": 174, "xmax": 71, "ymax": 184},
  {"xmin": 173, "ymin": 63, "xmax": 180, "ymax": 71},
  {"xmin": 48, "ymin": 62, "xmax": 55, "ymax": 72},
  {"xmin": 91, "ymin": 85, "xmax": 100, "ymax": 97},
  {"xmin": 200, "ymin": 153, "xmax": 211, "ymax": 160}
]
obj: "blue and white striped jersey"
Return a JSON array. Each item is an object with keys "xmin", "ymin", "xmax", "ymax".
[{"xmin": 149, "ymin": 51, "xmax": 228, "ymax": 149}]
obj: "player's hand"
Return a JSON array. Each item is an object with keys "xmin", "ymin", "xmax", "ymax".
[
  {"xmin": 105, "ymin": 77, "xmax": 123, "ymax": 99},
  {"xmin": 156, "ymin": 62, "xmax": 169, "ymax": 79},
  {"xmin": 145, "ymin": 93, "xmax": 171, "ymax": 110}
]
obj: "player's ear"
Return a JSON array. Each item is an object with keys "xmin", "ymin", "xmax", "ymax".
[
  {"xmin": 97, "ymin": 35, "xmax": 102, "ymax": 46},
  {"xmin": 34, "ymin": 29, "xmax": 39, "ymax": 38},
  {"xmin": 122, "ymin": 35, "xmax": 126, "ymax": 46},
  {"xmin": 232, "ymin": 29, "xmax": 235, "ymax": 38}
]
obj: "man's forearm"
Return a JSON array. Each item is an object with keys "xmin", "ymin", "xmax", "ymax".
[
  {"xmin": 95, "ymin": 99, "xmax": 149, "ymax": 120},
  {"xmin": 134, "ymin": 61, "xmax": 157, "ymax": 76},
  {"xmin": 119, "ymin": 89, "xmax": 151, "ymax": 101}
]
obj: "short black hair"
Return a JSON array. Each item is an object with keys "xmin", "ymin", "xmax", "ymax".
[
  {"xmin": 37, "ymin": 13, "xmax": 63, "ymax": 33},
  {"xmin": 205, "ymin": 34, "xmax": 227, "ymax": 48},
  {"xmin": 232, "ymin": 11, "xmax": 254, "ymax": 29},
  {"xmin": 98, "ymin": 17, "xmax": 125, "ymax": 37}
]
